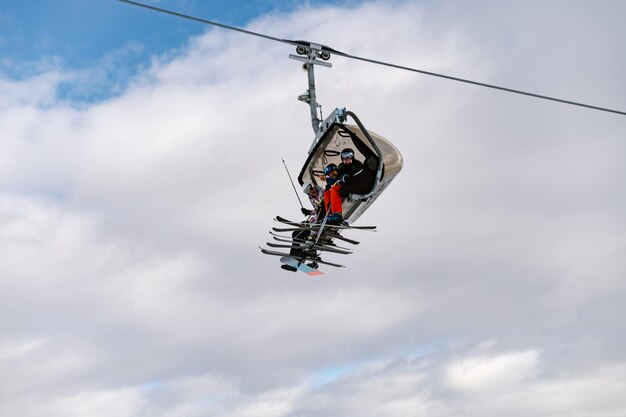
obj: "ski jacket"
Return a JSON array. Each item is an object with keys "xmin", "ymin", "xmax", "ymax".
[
  {"xmin": 337, "ymin": 159, "xmax": 365, "ymax": 184},
  {"xmin": 307, "ymin": 185, "xmax": 324, "ymax": 222},
  {"xmin": 325, "ymin": 177, "xmax": 339, "ymax": 190}
]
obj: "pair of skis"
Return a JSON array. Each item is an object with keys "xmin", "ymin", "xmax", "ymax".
[
  {"xmin": 260, "ymin": 215, "xmax": 376, "ymax": 273},
  {"xmin": 272, "ymin": 215, "xmax": 374, "ymax": 246},
  {"xmin": 273, "ymin": 216, "xmax": 376, "ymax": 231}
]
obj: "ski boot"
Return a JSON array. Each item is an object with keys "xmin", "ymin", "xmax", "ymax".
[{"xmin": 326, "ymin": 212, "xmax": 343, "ymax": 225}]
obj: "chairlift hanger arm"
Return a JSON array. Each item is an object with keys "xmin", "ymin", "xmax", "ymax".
[{"xmin": 117, "ymin": 0, "xmax": 626, "ymax": 116}]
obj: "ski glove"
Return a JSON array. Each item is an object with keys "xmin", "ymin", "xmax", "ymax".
[{"xmin": 301, "ymin": 208, "xmax": 312, "ymax": 215}]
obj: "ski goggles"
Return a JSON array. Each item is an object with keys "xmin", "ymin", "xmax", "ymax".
[{"xmin": 341, "ymin": 151, "xmax": 354, "ymax": 159}]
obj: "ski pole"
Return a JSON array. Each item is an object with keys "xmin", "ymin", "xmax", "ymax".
[{"xmin": 282, "ymin": 158, "xmax": 304, "ymax": 209}]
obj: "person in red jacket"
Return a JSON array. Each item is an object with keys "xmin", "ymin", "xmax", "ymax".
[
  {"xmin": 321, "ymin": 163, "xmax": 339, "ymax": 221},
  {"xmin": 324, "ymin": 148, "xmax": 365, "ymax": 225}
]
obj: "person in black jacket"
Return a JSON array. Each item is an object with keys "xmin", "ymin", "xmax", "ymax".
[
  {"xmin": 337, "ymin": 148, "xmax": 364, "ymax": 188},
  {"xmin": 338, "ymin": 147, "xmax": 377, "ymax": 198}
]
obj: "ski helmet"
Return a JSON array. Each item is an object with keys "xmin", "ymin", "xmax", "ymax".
[
  {"xmin": 324, "ymin": 163, "xmax": 338, "ymax": 175},
  {"xmin": 302, "ymin": 181, "xmax": 315, "ymax": 194},
  {"xmin": 341, "ymin": 148, "xmax": 355, "ymax": 160}
]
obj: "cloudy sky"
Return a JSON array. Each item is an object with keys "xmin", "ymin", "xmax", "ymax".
[{"xmin": 1, "ymin": 0, "xmax": 625, "ymax": 416}]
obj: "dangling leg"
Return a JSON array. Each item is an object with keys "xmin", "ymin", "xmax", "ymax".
[{"xmin": 326, "ymin": 185, "xmax": 344, "ymax": 224}]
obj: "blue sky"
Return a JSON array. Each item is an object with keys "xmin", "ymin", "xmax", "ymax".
[
  {"xmin": 0, "ymin": 0, "xmax": 341, "ymax": 98},
  {"xmin": 0, "ymin": 1, "xmax": 330, "ymax": 66},
  {"xmin": 1, "ymin": 1, "xmax": 626, "ymax": 416}
]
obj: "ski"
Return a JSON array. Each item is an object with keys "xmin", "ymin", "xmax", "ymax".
[
  {"xmin": 327, "ymin": 232, "xmax": 360, "ymax": 245},
  {"xmin": 273, "ymin": 226, "xmax": 314, "ymax": 233},
  {"xmin": 271, "ymin": 227, "xmax": 361, "ymax": 245},
  {"xmin": 266, "ymin": 242, "xmax": 353, "ymax": 255},
  {"xmin": 274, "ymin": 216, "xmax": 377, "ymax": 230},
  {"xmin": 270, "ymin": 234, "xmax": 353, "ymax": 251},
  {"xmin": 272, "ymin": 225, "xmax": 338, "ymax": 233},
  {"xmin": 269, "ymin": 230, "xmax": 349, "ymax": 249},
  {"xmin": 260, "ymin": 247, "xmax": 345, "ymax": 268}
]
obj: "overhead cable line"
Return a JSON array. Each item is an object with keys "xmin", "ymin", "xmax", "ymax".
[
  {"xmin": 117, "ymin": 0, "xmax": 626, "ymax": 116},
  {"xmin": 335, "ymin": 53, "xmax": 626, "ymax": 116}
]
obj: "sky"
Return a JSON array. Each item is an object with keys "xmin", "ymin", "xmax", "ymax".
[{"xmin": 1, "ymin": 0, "xmax": 626, "ymax": 416}]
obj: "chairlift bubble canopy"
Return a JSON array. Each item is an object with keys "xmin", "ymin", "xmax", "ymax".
[{"xmin": 298, "ymin": 108, "xmax": 403, "ymax": 223}]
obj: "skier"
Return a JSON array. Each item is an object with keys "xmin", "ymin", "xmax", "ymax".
[
  {"xmin": 300, "ymin": 180, "xmax": 324, "ymax": 223},
  {"xmin": 337, "ymin": 147, "xmax": 376, "ymax": 197},
  {"xmin": 324, "ymin": 164, "xmax": 341, "ymax": 224},
  {"xmin": 324, "ymin": 148, "xmax": 365, "ymax": 225},
  {"xmin": 281, "ymin": 181, "xmax": 324, "ymax": 272}
]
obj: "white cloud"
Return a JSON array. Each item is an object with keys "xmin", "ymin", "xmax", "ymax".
[
  {"xmin": 446, "ymin": 350, "xmax": 540, "ymax": 391},
  {"xmin": 0, "ymin": 68, "xmax": 67, "ymax": 108},
  {"xmin": 1, "ymin": 1, "xmax": 625, "ymax": 416},
  {"xmin": 46, "ymin": 388, "xmax": 146, "ymax": 417},
  {"xmin": 0, "ymin": 337, "xmax": 46, "ymax": 361}
]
